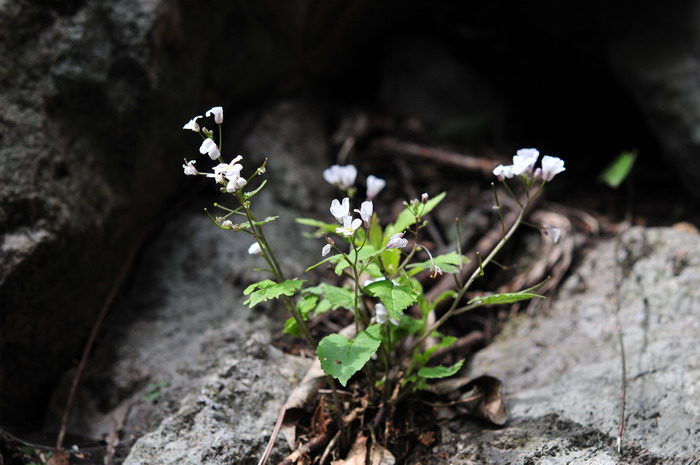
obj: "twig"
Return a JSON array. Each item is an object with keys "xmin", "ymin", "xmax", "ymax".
[
  {"xmin": 425, "ymin": 192, "xmax": 540, "ymax": 302},
  {"xmin": 371, "ymin": 137, "xmax": 501, "ymax": 177},
  {"xmin": 613, "ymin": 223, "xmax": 630, "ymax": 454},
  {"xmin": 55, "ymin": 229, "xmax": 145, "ymax": 451}
]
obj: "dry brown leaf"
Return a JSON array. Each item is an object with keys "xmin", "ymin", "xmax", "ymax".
[
  {"xmin": 330, "ymin": 436, "xmax": 395, "ymax": 465},
  {"xmin": 46, "ymin": 450, "xmax": 70, "ymax": 465}
]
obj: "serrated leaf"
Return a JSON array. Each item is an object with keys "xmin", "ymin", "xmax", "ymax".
[
  {"xmin": 418, "ymin": 360, "xmax": 464, "ymax": 379},
  {"xmin": 243, "ymin": 279, "xmax": 305, "ymax": 307},
  {"xmin": 364, "ymin": 280, "xmax": 418, "ymax": 319},
  {"xmin": 468, "ymin": 291, "xmax": 544, "ymax": 306},
  {"xmin": 599, "ymin": 150, "xmax": 637, "ymax": 188},
  {"xmin": 317, "ymin": 324, "xmax": 382, "ymax": 386},
  {"xmin": 385, "ymin": 192, "xmax": 446, "ymax": 237},
  {"xmin": 407, "ymin": 251, "xmax": 470, "ymax": 276},
  {"xmin": 304, "ymin": 283, "xmax": 355, "ymax": 310}
]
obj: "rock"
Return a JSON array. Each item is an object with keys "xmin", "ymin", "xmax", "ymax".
[
  {"xmin": 603, "ymin": 1, "xmax": 700, "ymax": 200},
  {"xmin": 0, "ymin": 0, "xmax": 387, "ymax": 428},
  {"xmin": 446, "ymin": 227, "xmax": 700, "ymax": 463},
  {"xmin": 39, "ymin": 100, "xmax": 332, "ymax": 462}
]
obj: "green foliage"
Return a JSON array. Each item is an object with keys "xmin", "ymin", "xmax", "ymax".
[
  {"xmin": 243, "ymin": 279, "xmax": 305, "ymax": 307},
  {"xmin": 333, "ymin": 245, "xmax": 381, "ymax": 275},
  {"xmin": 599, "ymin": 150, "xmax": 637, "ymax": 188},
  {"xmin": 304, "ymin": 283, "xmax": 355, "ymax": 310},
  {"xmin": 385, "ymin": 192, "xmax": 446, "ymax": 237},
  {"xmin": 364, "ymin": 280, "xmax": 419, "ymax": 320},
  {"xmin": 239, "ymin": 216, "xmax": 279, "ymax": 230},
  {"xmin": 407, "ymin": 251, "xmax": 470, "ymax": 275},
  {"xmin": 468, "ymin": 291, "xmax": 544, "ymax": 306},
  {"xmin": 296, "ymin": 217, "xmax": 338, "ymax": 236},
  {"xmin": 141, "ymin": 381, "xmax": 170, "ymax": 402},
  {"xmin": 317, "ymin": 325, "xmax": 382, "ymax": 386},
  {"xmin": 418, "ymin": 360, "xmax": 464, "ymax": 379},
  {"xmin": 283, "ymin": 295, "xmax": 319, "ymax": 337}
]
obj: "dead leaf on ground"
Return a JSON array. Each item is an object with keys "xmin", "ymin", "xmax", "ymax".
[{"xmin": 46, "ymin": 450, "xmax": 70, "ymax": 465}]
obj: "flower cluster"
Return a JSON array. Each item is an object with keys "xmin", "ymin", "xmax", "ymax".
[
  {"xmin": 493, "ymin": 148, "xmax": 565, "ymax": 182},
  {"xmin": 181, "ymin": 106, "xmax": 248, "ymax": 193}
]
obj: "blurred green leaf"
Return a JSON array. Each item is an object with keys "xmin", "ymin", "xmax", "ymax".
[{"xmin": 599, "ymin": 150, "xmax": 637, "ymax": 188}]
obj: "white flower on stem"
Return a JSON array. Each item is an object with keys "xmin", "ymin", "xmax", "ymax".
[
  {"xmin": 182, "ymin": 159, "xmax": 198, "ymax": 176},
  {"xmin": 355, "ymin": 201, "xmax": 373, "ymax": 228},
  {"xmin": 323, "ymin": 165, "xmax": 357, "ymax": 190},
  {"xmin": 539, "ymin": 155, "xmax": 566, "ymax": 181},
  {"xmin": 206, "ymin": 106, "xmax": 224, "ymax": 124},
  {"xmin": 199, "ymin": 138, "xmax": 220, "ymax": 160},
  {"xmin": 375, "ymin": 303, "xmax": 400, "ymax": 326},
  {"xmin": 183, "ymin": 115, "xmax": 202, "ymax": 132},
  {"xmin": 336, "ymin": 215, "xmax": 362, "ymax": 237},
  {"xmin": 366, "ymin": 175, "xmax": 386, "ymax": 199},
  {"xmin": 221, "ymin": 220, "xmax": 234, "ymax": 228},
  {"xmin": 386, "ymin": 232, "xmax": 408, "ymax": 249},
  {"xmin": 208, "ymin": 156, "xmax": 243, "ymax": 183},
  {"xmin": 421, "ymin": 192, "xmax": 429, "ymax": 203},
  {"xmin": 248, "ymin": 242, "xmax": 262, "ymax": 255},
  {"xmin": 511, "ymin": 148, "xmax": 539, "ymax": 175},
  {"xmin": 330, "ymin": 198, "xmax": 350, "ymax": 223},
  {"xmin": 226, "ymin": 176, "xmax": 247, "ymax": 193},
  {"xmin": 493, "ymin": 164, "xmax": 515, "ymax": 181},
  {"xmin": 322, "ymin": 243, "xmax": 332, "ymax": 256}
]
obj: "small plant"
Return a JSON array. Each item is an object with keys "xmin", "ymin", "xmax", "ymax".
[{"xmin": 181, "ymin": 107, "xmax": 566, "ymax": 460}]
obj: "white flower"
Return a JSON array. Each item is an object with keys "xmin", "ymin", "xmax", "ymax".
[
  {"xmin": 182, "ymin": 159, "xmax": 198, "ymax": 176},
  {"xmin": 330, "ymin": 198, "xmax": 350, "ymax": 223},
  {"xmin": 199, "ymin": 138, "xmax": 220, "ymax": 160},
  {"xmin": 221, "ymin": 220, "xmax": 234, "ymax": 228},
  {"xmin": 366, "ymin": 175, "xmax": 386, "ymax": 199},
  {"xmin": 355, "ymin": 201, "xmax": 373, "ymax": 228},
  {"xmin": 323, "ymin": 165, "xmax": 357, "ymax": 189},
  {"xmin": 493, "ymin": 164, "xmax": 515, "ymax": 181},
  {"xmin": 386, "ymin": 232, "xmax": 408, "ymax": 249},
  {"xmin": 183, "ymin": 115, "xmax": 202, "ymax": 132},
  {"xmin": 208, "ymin": 157, "xmax": 243, "ymax": 183},
  {"xmin": 322, "ymin": 243, "xmax": 332, "ymax": 256},
  {"xmin": 542, "ymin": 226, "xmax": 561, "ymax": 243},
  {"xmin": 226, "ymin": 176, "xmax": 247, "ymax": 192},
  {"xmin": 540, "ymin": 155, "xmax": 566, "ymax": 181},
  {"xmin": 248, "ymin": 242, "xmax": 262, "ymax": 255},
  {"xmin": 206, "ymin": 106, "xmax": 224, "ymax": 124},
  {"xmin": 336, "ymin": 215, "xmax": 362, "ymax": 237},
  {"xmin": 511, "ymin": 148, "xmax": 539, "ymax": 175},
  {"xmin": 375, "ymin": 303, "xmax": 400, "ymax": 326},
  {"xmin": 421, "ymin": 193, "xmax": 429, "ymax": 203}
]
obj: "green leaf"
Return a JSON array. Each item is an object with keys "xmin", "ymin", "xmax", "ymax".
[
  {"xmin": 243, "ymin": 279, "xmax": 306, "ymax": 307},
  {"xmin": 407, "ymin": 251, "xmax": 470, "ymax": 276},
  {"xmin": 283, "ymin": 317, "xmax": 300, "ymax": 338},
  {"xmin": 304, "ymin": 283, "xmax": 355, "ymax": 310},
  {"xmin": 599, "ymin": 150, "xmax": 637, "ymax": 188},
  {"xmin": 468, "ymin": 291, "xmax": 544, "ymax": 306},
  {"xmin": 380, "ymin": 248, "xmax": 401, "ymax": 275},
  {"xmin": 385, "ymin": 192, "xmax": 446, "ymax": 237},
  {"xmin": 364, "ymin": 280, "xmax": 418, "ymax": 319},
  {"xmin": 243, "ymin": 179, "xmax": 267, "ymax": 200},
  {"xmin": 305, "ymin": 254, "xmax": 337, "ymax": 272},
  {"xmin": 317, "ymin": 324, "xmax": 382, "ymax": 386},
  {"xmin": 418, "ymin": 360, "xmax": 464, "ymax": 379},
  {"xmin": 239, "ymin": 216, "xmax": 279, "ymax": 230},
  {"xmin": 296, "ymin": 217, "xmax": 338, "ymax": 236},
  {"xmin": 413, "ymin": 334, "xmax": 456, "ymax": 368},
  {"xmin": 333, "ymin": 245, "xmax": 380, "ymax": 275},
  {"xmin": 368, "ymin": 215, "xmax": 383, "ymax": 250}
]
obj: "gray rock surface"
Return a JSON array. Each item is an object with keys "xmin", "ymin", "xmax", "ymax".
[
  {"xmin": 446, "ymin": 226, "xmax": 700, "ymax": 464},
  {"xmin": 43, "ymin": 101, "xmax": 330, "ymax": 462}
]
